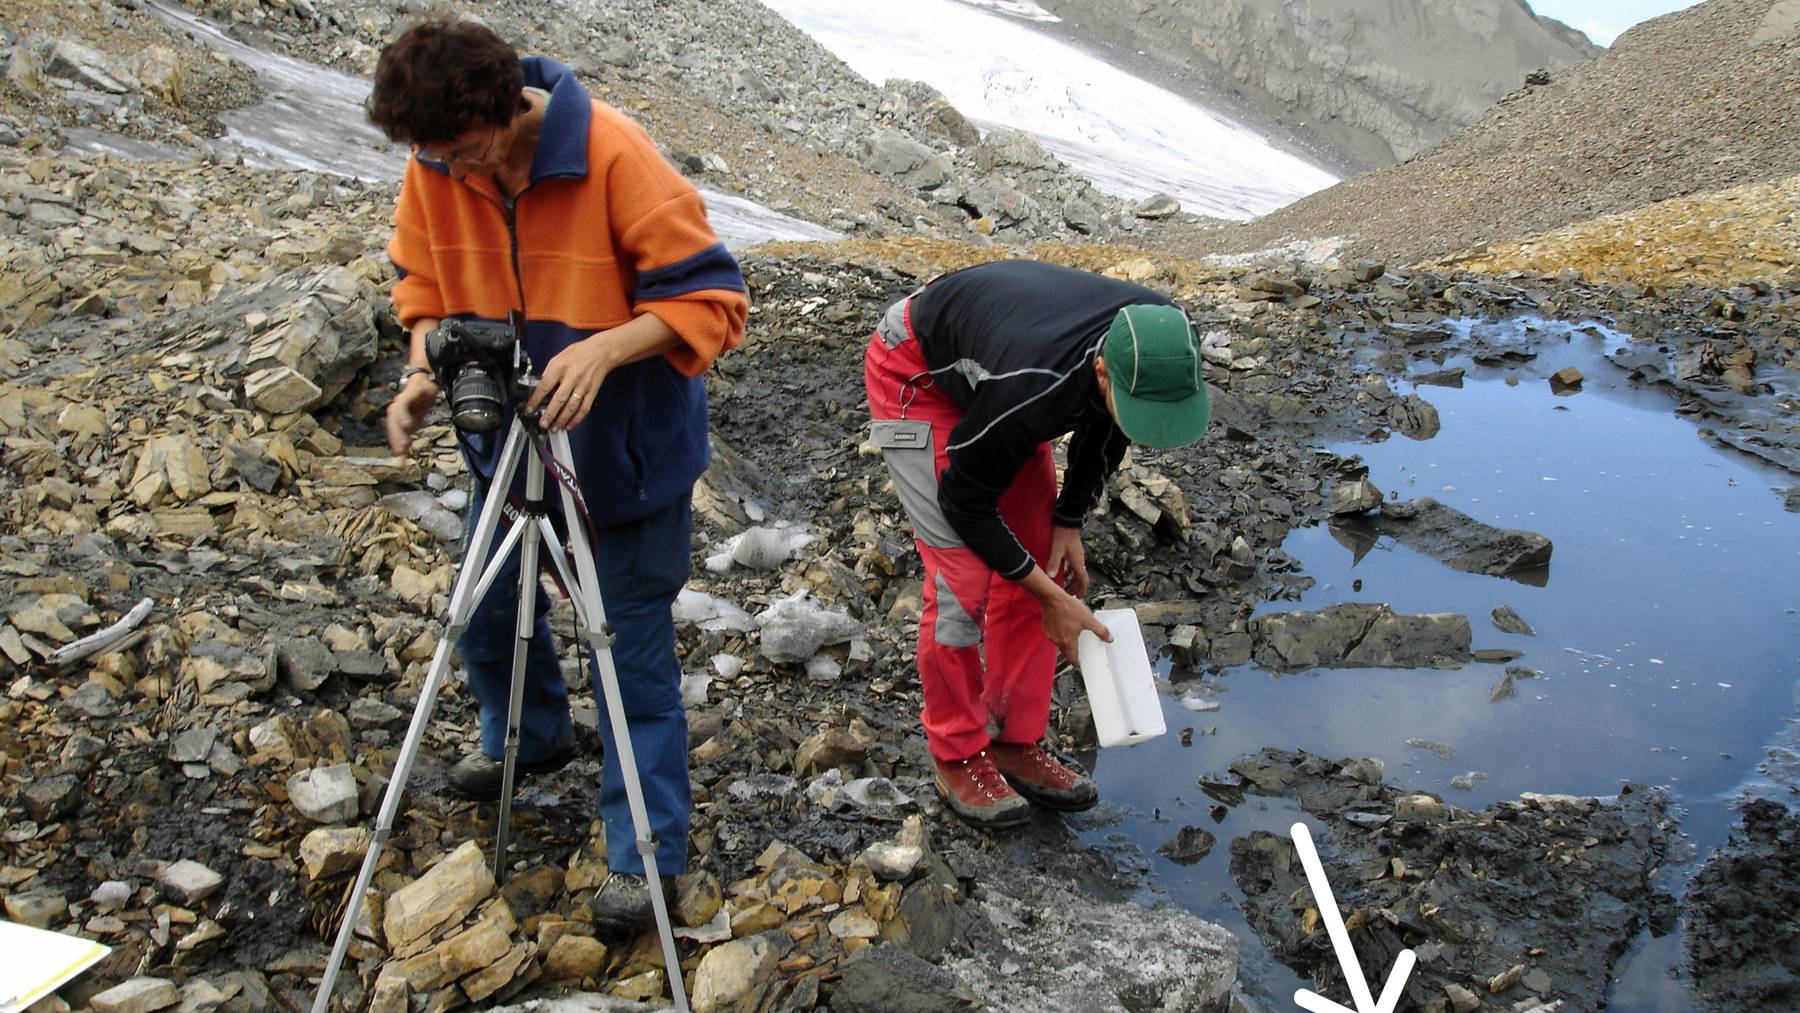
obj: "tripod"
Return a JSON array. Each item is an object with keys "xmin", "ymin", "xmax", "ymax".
[{"xmin": 312, "ymin": 412, "xmax": 691, "ymax": 1013}]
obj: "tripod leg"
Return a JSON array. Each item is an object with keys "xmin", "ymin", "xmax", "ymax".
[
  {"xmin": 544, "ymin": 430, "xmax": 693, "ymax": 1013},
  {"xmin": 311, "ymin": 424, "xmax": 531, "ymax": 1013},
  {"xmin": 493, "ymin": 443, "xmax": 550, "ymax": 883}
]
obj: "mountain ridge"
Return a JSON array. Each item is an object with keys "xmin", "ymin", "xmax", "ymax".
[{"xmin": 1033, "ymin": 0, "xmax": 1600, "ymax": 174}]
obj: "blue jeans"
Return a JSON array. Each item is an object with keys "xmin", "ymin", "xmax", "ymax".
[{"xmin": 457, "ymin": 485, "xmax": 693, "ymax": 876}]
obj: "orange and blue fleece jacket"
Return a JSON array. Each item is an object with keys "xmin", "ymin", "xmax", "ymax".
[{"xmin": 387, "ymin": 56, "xmax": 747, "ymax": 525}]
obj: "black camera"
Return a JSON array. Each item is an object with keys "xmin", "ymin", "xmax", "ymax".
[{"xmin": 424, "ymin": 318, "xmax": 521, "ymax": 433}]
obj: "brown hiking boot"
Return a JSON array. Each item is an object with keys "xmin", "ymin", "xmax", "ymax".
[
  {"xmin": 933, "ymin": 750, "xmax": 1032, "ymax": 829},
  {"xmin": 988, "ymin": 741, "xmax": 1099, "ymax": 812}
]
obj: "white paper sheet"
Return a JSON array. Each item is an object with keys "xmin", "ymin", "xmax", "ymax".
[{"xmin": 0, "ymin": 921, "xmax": 111, "ymax": 1013}]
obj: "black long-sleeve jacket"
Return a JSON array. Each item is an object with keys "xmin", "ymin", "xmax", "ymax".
[{"xmin": 906, "ymin": 260, "xmax": 1176, "ymax": 580}]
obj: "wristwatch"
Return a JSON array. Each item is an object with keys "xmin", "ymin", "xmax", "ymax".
[{"xmin": 397, "ymin": 365, "xmax": 435, "ymax": 389}]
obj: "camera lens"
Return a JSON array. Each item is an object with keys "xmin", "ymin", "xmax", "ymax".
[{"xmin": 450, "ymin": 367, "xmax": 505, "ymax": 433}]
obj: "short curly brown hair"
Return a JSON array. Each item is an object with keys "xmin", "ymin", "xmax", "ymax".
[{"xmin": 367, "ymin": 16, "xmax": 526, "ymax": 147}]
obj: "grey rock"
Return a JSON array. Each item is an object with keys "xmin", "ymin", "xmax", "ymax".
[
  {"xmin": 1373, "ymin": 498, "xmax": 1553, "ymax": 579},
  {"xmin": 226, "ymin": 440, "xmax": 284, "ymax": 493},
  {"xmin": 1061, "ymin": 196, "xmax": 1102, "ymax": 234},
  {"xmin": 286, "ymin": 763, "xmax": 358, "ymax": 823},
  {"xmin": 1133, "ymin": 193, "xmax": 1181, "ymax": 219},
  {"xmin": 974, "ymin": 127, "xmax": 1049, "ymax": 171},
  {"xmin": 1344, "ymin": 610, "xmax": 1471, "ymax": 668},
  {"xmin": 46, "ymin": 39, "xmax": 131, "ymax": 94},
  {"xmin": 1390, "ymin": 393, "xmax": 1442, "ymax": 439},
  {"xmin": 1244, "ymin": 273, "xmax": 1306, "ymax": 298},
  {"xmin": 1338, "ymin": 757, "xmax": 1386, "ymax": 785},
  {"xmin": 1254, "ymin": 603, "xmax": 1470, "ymax": 670},
  {"xmin": 728, "ymin": 69, "xmax": 780, "ymax": 103},
  {"xmin": 1209, "ymin": 631, "xmax": 1254, "ymax": 666},
  {"xmin": 59, "ymin": 734, "xmax": 108, "ymax": 774},
  {"xmin": 335, "ymin": 649, "xmax": 387, "ymax": 681},
  {"xmin": 168, "ymin": 728, "xmax": 218, "ymax": 764},
  {"xmin": 1157, "ymin": 826, "xmax": 1217, "ymax": 864},
  {"xmin": 91, "ymin": 977, "xmax": 181, "ymax": 1013},
  {"xmin": 158, "ymin": 859, "xmax": 225, "ymax": 906},
  {"xmin": 1491, "ymin": 605, "xmax": 1536, "ymax": 635},
  {"xmin": 92, "ymin": 879, "xmax": 133, "ymax": 911},
  {"xmin": 61, "ymin": 679, "xmax": 119, "ymax": 717},
  {"xmin": 833, "ymin": 945, "xmax": 978, "ymax": 1013},
  {"xmin": 868, "ymin": 131, "xmax": 952, "ymax": 190},
  {"xmin": 23, "ymin": 772, "xmax": 81, "ymax": 821},
  {"xmin": 276, "ymin": 638, "xmax": 335, "ymax": 692},
  {"xmin": 346, "ymin": 696, "xmax": 404, "ymax": 729},
  {"xmin": 1329, "ymin": 477, "xmax": 1382, "ymax": 515},
  {"xmin": 883, "ymin": 79, "xmax": 981, "ymax": 147},
  {"xmin": 962, "ymin": 177, "xmax": 1037, "ymax": 226},
  {"xmin": 1408, "ymin": 738, "xmax": 1456, "ymax": 762}
]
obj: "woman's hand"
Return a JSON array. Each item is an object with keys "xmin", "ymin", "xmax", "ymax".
[
  {"xmin": 386, "ymin": 373, "xmax": 439, "ymax": 459},
  {"xmin": 527, "ymin": 334, "xmax": 617, "ymax": 432},
  {"xmin": 1046, "ymin": 524, "xmax": 1090, "ymax": 595}
]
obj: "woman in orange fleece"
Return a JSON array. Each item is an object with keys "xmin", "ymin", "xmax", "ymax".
[{"xmin": 368, "ymin": 16, "xmax": 746, "ymax": 933}]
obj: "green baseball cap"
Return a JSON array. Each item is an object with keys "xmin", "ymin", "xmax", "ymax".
[{"xmin": 1102, "ymin": 303, "xmax": 1210, "ymax": 449}]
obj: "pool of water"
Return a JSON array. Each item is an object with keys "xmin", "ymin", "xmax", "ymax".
[{"xmin": 1085, "ymin": 319, "xmax": 1800, "ymax": 1010}]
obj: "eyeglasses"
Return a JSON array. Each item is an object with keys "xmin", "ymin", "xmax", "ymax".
[{"xmin": 416, "ymin": 129, "xmax": 501, "ymax": 169}]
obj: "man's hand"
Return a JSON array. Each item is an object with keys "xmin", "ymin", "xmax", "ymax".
[
  {"xmin": 386, "ymin": 374, "xmax": 439, "ymax": 460},
  {"xmin": 1021, "ymin": 565, "xmax": 1110, "ymax": 666},
  {"xmin": 527, "ymin": 333, "xmax": 616, "ymax": 432},
  {"xmin": 1046, "ymin": 524, "xmax": 1090, "ymax": 595}
]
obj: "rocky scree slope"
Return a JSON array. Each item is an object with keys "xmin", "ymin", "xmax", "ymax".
[
  {"xmin": 1039, "ymin": 0, "xmax": 1598, "ymax": 174},
  {"xmin": 1183, "ymin": 0, "xmax": 1800, "ymax": 267},
  {"xmin": 156, "ymin": 0, "xmax": 1183, "ymax": 243}
]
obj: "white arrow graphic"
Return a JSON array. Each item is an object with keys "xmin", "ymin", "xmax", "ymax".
[{"xmin": 1289, "ymin": 822, "xmax": 1416, "ymax": 1013}]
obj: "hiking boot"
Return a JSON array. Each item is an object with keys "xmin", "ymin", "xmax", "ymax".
[
  {"xmin": 445, "ymin": 742, "xmax": 576, "ymax": 801},
  {"xmin": 933, "ymin": 750, "xmax": 1032, "ymax": 829},
  {"xmin": 988, "ymin": 741, "xmax": 1099, "ymax": 812},
  {"xmin": 589, "ymin": 872, "xmax": 674, "ymax": 935}
]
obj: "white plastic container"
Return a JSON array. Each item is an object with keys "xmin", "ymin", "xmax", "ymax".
[{"xmin": 1076, "ymin": 608, "xmax": 1166, "ymax": 747}]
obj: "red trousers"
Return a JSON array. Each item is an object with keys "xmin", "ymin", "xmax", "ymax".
[{"xmin": 865, "ymin": 310, "xmax": 1058, "ymax": 762}]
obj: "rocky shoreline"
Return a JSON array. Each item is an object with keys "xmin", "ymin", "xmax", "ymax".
[{"xmin": 3, "ymin": 1, "xmax": 1798, "ymax": 1011}]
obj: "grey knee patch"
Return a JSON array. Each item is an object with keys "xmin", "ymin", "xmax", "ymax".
[{"xmin": 934, "ymin": 571, "xmax": 981, "ymax": 647}]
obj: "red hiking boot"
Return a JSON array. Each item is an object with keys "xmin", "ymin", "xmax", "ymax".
[
  {"xmin": 988, "ymin": 741, "xmax": 1099, "ymax": 812},
  {"xmin": 933, "ymin": 750, "xmax": 1032, "ymax": 829}
]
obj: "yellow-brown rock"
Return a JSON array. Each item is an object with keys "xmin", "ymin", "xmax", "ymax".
[{"xmin": 382, "ymin": 841, "xmax": 496, "ymax": 958}]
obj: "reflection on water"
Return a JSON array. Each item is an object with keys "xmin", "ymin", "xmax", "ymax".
[{"xmin": 1085, "ymin": 322, "xmax": 1800, "ymax": 1010}]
